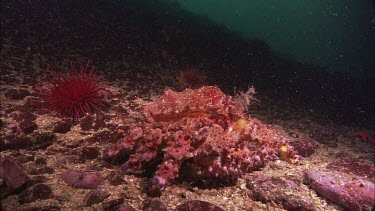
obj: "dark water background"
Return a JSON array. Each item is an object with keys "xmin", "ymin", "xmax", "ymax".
[{"xmin": 173, "ymin": 0, "xmax": 375, "ymax": 77}]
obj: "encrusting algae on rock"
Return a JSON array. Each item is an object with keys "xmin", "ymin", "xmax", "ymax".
[{"xmin": 104, "ymin": 86, "xmax": 300, "ymax": 195}]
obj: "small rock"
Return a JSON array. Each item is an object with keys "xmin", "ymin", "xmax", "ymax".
[
  {"xmin": 19, "ymin": 89, "xmax": 31, "ymax": 98},
  {"xmin": 94, "ymin": 111, "xmax": 107, "ymax": 130},
  {"xmin": 53, "ymin": 121, "xmax": 72, "ymax": 133},
  {"xmin": 175, "ymin": 200, "xmax": 224, "ymax": 211},
  {"xmin": 13, "ymin": 111, "xmax": 37, "ymax": 122},
  {"xmin": 0, "ymin": 156, "xmax": 30, "ymax": 190},
  {"xmin": 0, "ymin": 135, "xmax": 32, "ymax": 151},
  {"xmin": 4, "ymin": 88, "xmax": 30, "ymax": 100},
  {"xmin": 19, "ymin": 120, "xmax": 38, "ymax": 134},
  {"xmin": 246, "ymin": 173, "xmax": 315, "ymax": 211},
  {"xmin": 142, "ymin": 199, "xmax": 167, "ymax": 211},
  {"xmin": 28, "ymin": 166, "xmax": 55, "ymax": 175},
  {"xmin": 61, "ymin": 169, "xmax": 102, "ymax": 189},
  {"xmin": 19, "ymin": 183, "xmax": 53, "ymax": 204},
  {"xmin": 84, "ymin": 130, "xmax": 122, "ymax": 145},
  {"xmin": 29, "ymin": 132, "xmax": 57, "ymax": 150},
  {"xmin": 83, "ymin": 189, "xmax": 110, "ymax": 207},
  {"xmin": 102, "ymin": 198, "xmax": 125, "ymax": 210},
  {"xmin": 289, "ymin": 139, "xmax": 316, "ymax": 157},
  {"xmin": 107, "ymin": 171, "xmax": 125, "ymax": 186},
  {"xmin": 81, "ymin": 147, "xmax": 99, "ymax": 160},
  {"xmin": 34, "ymin": 157, "xmax": 47, "ymax": 165},
  {"xmin": 80, "ymin": 115, "xmax": 94, "ymax": 131}
]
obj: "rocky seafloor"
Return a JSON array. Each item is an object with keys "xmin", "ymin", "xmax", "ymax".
[{"xmin": 1, "ymin": 1, "xmax": 375, "ymax": 210}]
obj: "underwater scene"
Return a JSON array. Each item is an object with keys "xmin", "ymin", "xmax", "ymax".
[{"xmin": 1, "ymin": 0, "xmax": 374, "ymax": 210}]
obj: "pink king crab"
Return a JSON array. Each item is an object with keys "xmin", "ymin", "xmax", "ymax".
[{"xmin": 104, "ymin": 86, "xmax": 299, "ymax": 194}]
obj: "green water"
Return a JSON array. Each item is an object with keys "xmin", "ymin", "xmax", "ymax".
[{"xmin": 172, "ymin": 0, "xmax": 374, "ymax": 75}]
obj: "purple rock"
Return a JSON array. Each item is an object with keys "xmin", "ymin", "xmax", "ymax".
[
  {"xmin": 0, "ymin": 156, "xmax": 30, "ymax": 190},
  {"xmin": 61, "ymin": 169, "xmax": 102, "ymax": 189},
  {"xmin": 76, "ymin": 171, "xmax": 102, "ymax": 189},
  {"xmin": 61, "ymin": 169, "xmax": 81, "ymax": 185},
  {"xmin": 304, "ymin": 169, "xmax": 375, "ymax": 210}
]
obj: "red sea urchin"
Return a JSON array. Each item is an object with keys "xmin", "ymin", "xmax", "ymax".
[
  {"xmin": 36, "ymin": 62, "xmax": 109, "ymax": 119},
  {"xmin": 176, "ymin": 66, "xmax": 207, "ymax": 89}
]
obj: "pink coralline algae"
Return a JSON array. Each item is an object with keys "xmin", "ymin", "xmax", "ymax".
[{"xmin": 104, "ymin": 86, "xmax": 299, "ymax": 193}]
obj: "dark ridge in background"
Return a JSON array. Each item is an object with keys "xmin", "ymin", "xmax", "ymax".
[{"xmin": 1, "ymin": 0, "xmax": 374, "ymax": 127}]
